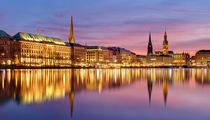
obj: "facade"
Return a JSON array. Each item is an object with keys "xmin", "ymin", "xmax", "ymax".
[
  {"xmin": 65, "ymin": 43, "xmax": 86, "ymax": 67},
  {"xmin": 147, "ymin": 32, "xmax": 153, "ymax": 55},
  {"xmin": 86, "ymin": 46, "xmax": 113, "ymax": 67},
  {"xmin": 13, "ymin": 32, "xmax": 71, "ymax": 67},
  {"xmin": 146, "ymin": 55, "xmax": 173, "ymax": 66},
  {"xmin": 170, "ymin": 53, "xmax": 190, "ymax": 66},
  {"xmin": 108, "ymin": 47, "xmax": 121, "ymax": 63},
  {"xmin": 136, "ymin": 55, "xmax": 146, "ymax": 66},
  {"xmin": 193, "ymin": 50, "xmax": 210, "ymax": 66},
  {"xmin": 108, "ymin": 47, "xmax": 136, "ymax": 66},
  {"xmin": 0, "ymin": 30, "xmax": 15, "ymax": 65}
]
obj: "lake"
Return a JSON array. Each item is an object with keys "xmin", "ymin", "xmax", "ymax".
[{"xmin": 0, "ymin": 68, "xmax": 210, "ymax": 120}]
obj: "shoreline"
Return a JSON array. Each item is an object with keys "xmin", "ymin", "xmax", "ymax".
[{"xmin": 0, "ymin": 65, "xmax": 209, "ymax": 69}]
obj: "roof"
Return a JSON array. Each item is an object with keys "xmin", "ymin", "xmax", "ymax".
[
  {"xmin": 13, "ymin": 32, "xmax": 65, "ymax": 45},
  {"xmin": 196, "ymin": 50, "xmax": 210, "ymax": 54},
  {"xmin": 0, "ymin": 30, "xmax": 11, "ymax": 37},
  {"xmin": 85, "ymin": 46, "xmax": 108, "ymax": 50},
  {"xmin": 136, "ymin": 55, "xmax": 146, "ymax": 57},
  {"xmin": 150, "ymin": 54, "xmax": 172, "ymax": 57},
  {"xmin": 108, "ymin": 47, "xmax": 133, "ymax": 53},
  {"xmin": 120, "ymin": 48, "xmax": 131, "ymax": 53},
  {"xmin": 65, "ymin": 42, "xmax": 85, "ymax": 47}
]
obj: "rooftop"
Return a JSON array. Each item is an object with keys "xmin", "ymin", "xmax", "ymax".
[
  {"xmin": 150, "ymin": 54, "xmax": 172, "ymax": 57},
  {"xmin": 0, "ymin": 30, "xmax": 11, "ymax": 37},
  {"xmin": 85, "ymin": 46, "xmax": 108, "ymax": 50},
  {"xmin": 13, "ymin": 32, "xmax": 65, "ymax": 45},
  {"xmin": 136, "ymin": 55, "xmax": 146, "ymax": 58},
  {"xmin": 65, "ymin": 42, "xmax": 85, "ymax": 47},
  {"xmin": 197, "ymin": 50, "xmax": 210, "ymax": 54},
  {"xmin": 108, "ymin": 47, "xmax": 133, "ymax": 53}
]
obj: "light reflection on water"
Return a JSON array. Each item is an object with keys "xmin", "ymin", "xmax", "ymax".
[{"xmin": 0, "ymin": 68, "xmax": 210, "ymax": 120}]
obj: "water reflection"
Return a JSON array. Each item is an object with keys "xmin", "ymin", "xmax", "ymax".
[{"xmin": 0, "ymin": 68, "xmax": 210, "ymax": 118}]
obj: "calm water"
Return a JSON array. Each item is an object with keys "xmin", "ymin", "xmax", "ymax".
[{"xmin": 0, "ymin": 68, "xmax": 210, "ymax": 120}]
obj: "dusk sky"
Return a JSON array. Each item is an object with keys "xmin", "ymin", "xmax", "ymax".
[{"xmin": 1, "ymin": 0, "xmax": 210, "ymax": 55}]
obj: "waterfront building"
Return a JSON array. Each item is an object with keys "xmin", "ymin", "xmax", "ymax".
[
  {"xmin": 108, "ymin": 47, "xmax": 136, "ymax": 66},
  {"xmin": 147, "ymin": 32, "xmax": 153, "ymax": 55},
  {"xmin": 146, "ymin": 54, "xmax": 173, "ymax": 66},
  {"xmin": 120, "ymin": 48, "xmax": 136, "ymax": 66},
  {"xmin": 65, "ymin": 43, "xmax": 86, "ymax": 67},
  {"xmin": 85, "ymin": 46, "xmax": 113, "ymax": 67},
  {"xmin": 193, "ymin": 50, "xmax": 210, "ymax": 66},
  {"xmin": 65, "ymin": 16, "xmax": 86, "ymax": 67},
  {"xmin": 190, "ymin": 56, "xmax": 196, "ymax": 66},
  {"xmin": 145, "ymin": 30, "xmax": 191, "ymax": 67},
  {"xmin": 136, "ymin": 55, "xmax": 146, "ymax": 66},
  {"xmin": 170, "ymin": 53, "xmax": 190, "ymax": 66},
  {"xmin": 0, "ymin": 30, "xmax": 15, "ymax": 65},
  {"xmin": 13, "ymin": 32, "xmax": 71, "ymax": 67},
  {"xmin": 108, "ymin": 47, "xmax": 121, "ymax": 63},
  {"xmin": 163, "ymin": 29, "xmax": 168, "ymax": 55}
]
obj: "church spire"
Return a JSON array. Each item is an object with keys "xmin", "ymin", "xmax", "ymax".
[
  {"xmin": 163, "ymin": 27, "xmax": 168, "ymax": 55},
  {"xmin": 147, "ymin": 32, "xmax": 153, "ymax": 55},
  {"xmin": 69, "ymin": 16, "xmax": 75, "ymax": 43},
  {"xmin": 149, "ymin": 32, "xmax": 152, "ymax": 43},
  {"xmin": 164, "ymin": 27, "xmax": 167, "ymax": 42}
]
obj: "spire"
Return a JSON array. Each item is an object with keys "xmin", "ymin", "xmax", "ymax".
[
  {"xmin": 69, "ymin": 16, "xmax": 75, "ymax": 43},
  {"xmin": 147, "ymin": 32, "xmax": 153, "ymax": 55},
  {"xmin": 149, "ymin": 32, "xmax": 151, "ymax": 43},
  {"xmin": 164, "ymin": 26, "xmax": 167, "ymax": 41}
]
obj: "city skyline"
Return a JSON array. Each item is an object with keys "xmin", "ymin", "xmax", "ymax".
[
  {"xmin": 1, "ymin": 0, "xmax": 210, "ymax": 55},
  {"xmin": 1, "ymin": 1, "xmax": 210, "ymax": 120}
]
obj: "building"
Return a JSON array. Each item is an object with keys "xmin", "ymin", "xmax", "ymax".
[
  {"xmin": 170, "ymin": 53, "xmax": 190, "ymax": 66},
  {"xmin": 190, "ymin": 56, "xmax": 196, "ymax": 66},
  {"xmin": 120, "ymin": 48, "xmax": 136, "ymax": 66},
  {"xmin": 136, "ymin": 55, "xmax": 146, "ymax": 66},
  {"xmin": 65, "ymin": 43, "xmax": 86, "ymax": 67},
  {"xmin": 146, "ymin": 30, "xmax": 172, "ymax": 66},
  {"xmin": 0, "ymin": 30, "xmax": 15, "ymax": 65},
  {"xmin": 13, "ymin": 32, "xmax": 71, "ymax": 67},
  {"xmin": 146, "ymin": 55, "xmax": 173, "ymax": 66},
  {"xmin": 163, "ymin": 29, "xmax": 168, "ymax": 55},
  {"xmin": 108, "ymin": 47, "xmax": 136, "ymax": 66},
  {"xmin": 193, "ymin": 50, "xmax": 210, "ymax": 66},
  {"xmin": 65, "ymin": 16, "xmax": 86, "ymax": 67},
  {"xmin": 108, "ymin": 47, "xmax": 121, "ymax": 63},
  {"xmin": 147, "ymin": 32, "xmax": 153, "ymax": 55},
  {"xmin": 86, "ymin": 46, "xmax": 113, "ymax": 67}
]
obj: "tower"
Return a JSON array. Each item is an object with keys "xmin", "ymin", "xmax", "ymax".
[
  {"xmin": 147, "ymin": 32, "xmax": 153, "ymax": 55},
  {"xmin": 69, "ymin": 16, "xmax": 75, "ymax": 43},
  {"xmin": 163, "ymin": 28, "xmax": 168, "ymax": 55}
]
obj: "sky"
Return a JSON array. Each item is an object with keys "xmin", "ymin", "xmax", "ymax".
[{"xmin": 1, "ymin": 0, "xmax": 210, "ymax": 56}]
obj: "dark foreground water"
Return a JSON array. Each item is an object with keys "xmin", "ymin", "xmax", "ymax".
[{"xmin": 0, "ymin": 68, "xmax": 210, "ymax": 120}]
